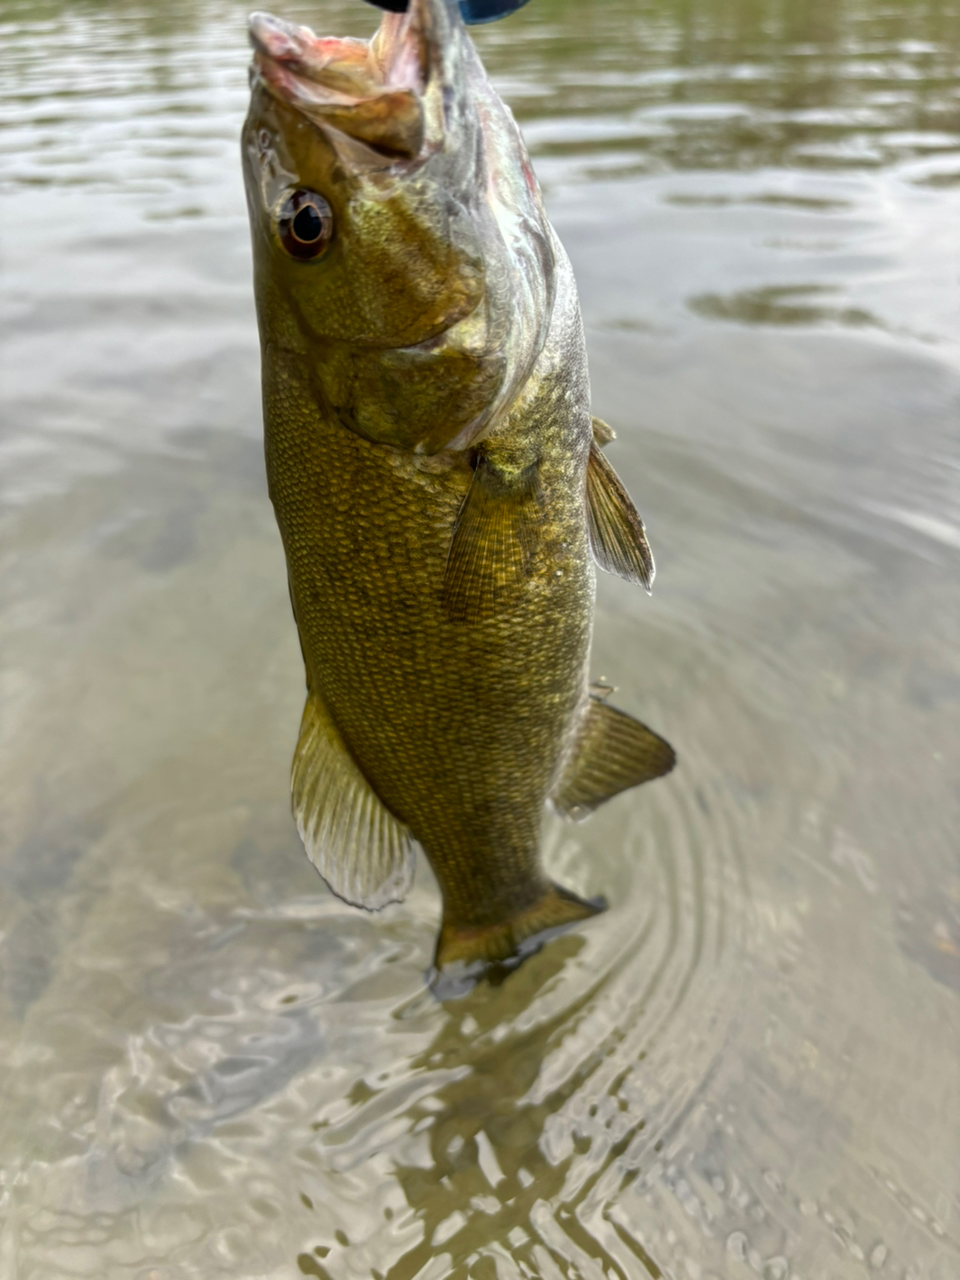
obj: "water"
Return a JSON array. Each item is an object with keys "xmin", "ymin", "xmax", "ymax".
[{"xmin": 2, "ymin": 0, "xmax": 959, "ymax": 1276}]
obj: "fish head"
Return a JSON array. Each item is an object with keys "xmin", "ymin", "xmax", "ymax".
[{"xmin": 242, "ymin": 0, "xmax": 556, "ymax": 453}]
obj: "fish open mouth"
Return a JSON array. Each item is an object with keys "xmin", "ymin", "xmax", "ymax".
[{"xmin": 248, "ymin": 4, "xmax": 451, "ymax": 160}]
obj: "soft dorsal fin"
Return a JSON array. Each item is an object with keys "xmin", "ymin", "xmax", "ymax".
[
  {"xmin": 586, "ymin": 433, "xmax": 655, "ymax": 593},
  {"xmin": 552, "ymin": 696, "xmax": 676, "ymax": 820},
  {"xmin": 441, "ymin": 454, "xmax": 543, "ymax": 624},
  {"xmin": 292, "ymin": 692, "xmax": 415, "ymax": 909}
]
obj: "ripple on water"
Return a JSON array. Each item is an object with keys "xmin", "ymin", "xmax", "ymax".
[
  {"xmin": 1, "ymin": 707, "xmax": 751, "ymax": 1279},
  {"xmin": 3, "ymin": 0, "xmax": 960, "ymax": 1276}
]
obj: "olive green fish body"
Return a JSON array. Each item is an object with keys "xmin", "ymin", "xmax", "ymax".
[
  {"xmin": 243, "ymin": 0, "xmax": 674, "ymax": 976},
  {"xmin": 265, "ymin": 277, "xmax": 592, "ymax": 931}
]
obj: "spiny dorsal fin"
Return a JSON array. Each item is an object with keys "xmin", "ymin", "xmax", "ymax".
[
  {"xmin": 441, "ymin": 454, "xmax": 543, "ymax": 624},
  {"xmin": 552, "ymin": 697, "xmax": 676, "ymax": 820},
  {"xmin": 591, "ymin": 415, "xmax": 616, "ymax": 446},
  {"xmin": 586, "ymin": 439, "xmax": 655, "ymax": 593},
  {"xmin": 292, "ymin": 693, "xmax": 415, "ymax": 909}
]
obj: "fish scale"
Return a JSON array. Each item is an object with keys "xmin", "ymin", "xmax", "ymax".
[{"xmin": 266, "ymin": 344, "xmax": 593, "ymax": 922}]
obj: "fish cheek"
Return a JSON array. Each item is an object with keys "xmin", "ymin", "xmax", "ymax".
[
  {"xmin": 310, "ymin": 344, "xmax": 506, "ymax": 452},
  {"xmin": 293, "ymin": 196, "xmax": 486, "ymax": 348}
]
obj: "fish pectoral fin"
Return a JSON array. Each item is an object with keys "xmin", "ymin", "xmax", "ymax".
[
  {"xmin": 586, "ymin": 439, "xmax": 655, "ymax": 593},
  {"xmin": 441, "ymin": 454, "xmax": 543, "ymax": 624},
  {"xmin": 292, "ymin": 693, "xmax": 415, "ymax": 909},
  {"xmin": 552, "ymin": 697, "xmax": 676, "ymax": 820}
]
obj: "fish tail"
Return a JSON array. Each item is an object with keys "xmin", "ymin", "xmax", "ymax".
[{"xmin": 434, "ymin": 884, "xmax": 604, "ymax": 975}]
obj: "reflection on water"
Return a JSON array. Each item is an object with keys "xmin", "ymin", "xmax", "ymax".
[{"xmin": 2, "ymin": 0, "xmax": 959, "ymax": 1277}]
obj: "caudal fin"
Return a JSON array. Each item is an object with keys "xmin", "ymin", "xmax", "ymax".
[{"xmin": 433, "ymin": 883, "xmax": 603, "ymax": 984}]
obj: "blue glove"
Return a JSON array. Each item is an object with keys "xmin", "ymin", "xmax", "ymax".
[
  {"xmin": 363, "ymin": 0, "xmax": 531, "ymax": 24},
  {"xmin": 458, "ymin": 0, "xmax": 531, "ymax": 20}
]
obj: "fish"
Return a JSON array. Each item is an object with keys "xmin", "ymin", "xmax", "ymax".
[{"xmin": 241, "ymin": 0, "xmax": 675, "ymax": 982}]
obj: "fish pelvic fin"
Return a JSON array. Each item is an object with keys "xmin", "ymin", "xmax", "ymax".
[
  {"xmin": 586, "ymin": 433, "xmax": 655, "ymax": 593},
  {"xmin": 292, "ymin": 692, "xmax": 416, "ymax": 909},
  {"xmin": 441, "ymin": 453, "xmax": 543, "ymax": 624},
  {"xmin": 552, "ymin": 696, "xmax": 676, "ymax": 820},
  {"xmin": 434, "ymin": 883, "xmax": 603, "ymax": 976}
]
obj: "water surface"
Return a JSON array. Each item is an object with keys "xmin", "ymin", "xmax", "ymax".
[{"xmin": 2, "ymin": 0, "xmax": 959, "ymax": 1277}]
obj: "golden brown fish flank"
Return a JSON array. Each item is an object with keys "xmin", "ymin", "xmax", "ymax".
[{"xmin": 242, "ymin": 0, "xmax": 675, "ymax": 981}]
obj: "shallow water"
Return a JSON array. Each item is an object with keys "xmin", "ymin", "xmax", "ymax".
[{"xmin": 1, "ymin": 0, "xmax": 959, "ymax": 1276}]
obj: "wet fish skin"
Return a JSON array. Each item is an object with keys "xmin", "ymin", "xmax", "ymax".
[{"xmin": 242, "ymin": 0, "xmax": 674, "ymax": 977}]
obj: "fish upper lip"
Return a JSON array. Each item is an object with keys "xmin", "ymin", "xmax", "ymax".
[
  {"xmin": 248, "ymin": 9, "xmax": 424, "ymax": 98},
  {"xmin": 248, "ymin": 9, "xmax": 431, "ymax": 159}
]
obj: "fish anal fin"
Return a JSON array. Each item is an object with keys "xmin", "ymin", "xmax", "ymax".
[
  {"xmin": 292, "ymin": 693, "xmax": 415, "ymax": 909},
  {"xmin": 441, "ymin": 454, "xmax": 542, "ymax": 624},
  {"xmin": 586, "ymin": 439, "xmax": 655, "ymax": 593},
  {"xmin": 552, "ymin": 697, "xmax": 676, "ymax": 820},
  {"xmin": 433, "ymin": 883, "xmax": 603, "ymax": 980}
]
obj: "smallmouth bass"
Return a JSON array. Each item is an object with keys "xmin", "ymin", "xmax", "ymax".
[{"xmin": 241, "ymin": 0, "xmax": 675, "ymax": 981}]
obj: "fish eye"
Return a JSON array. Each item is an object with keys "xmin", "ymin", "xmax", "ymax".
[{"xmin": 277, "ymin": 190, "xmax": 334, "ymax": 261}]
